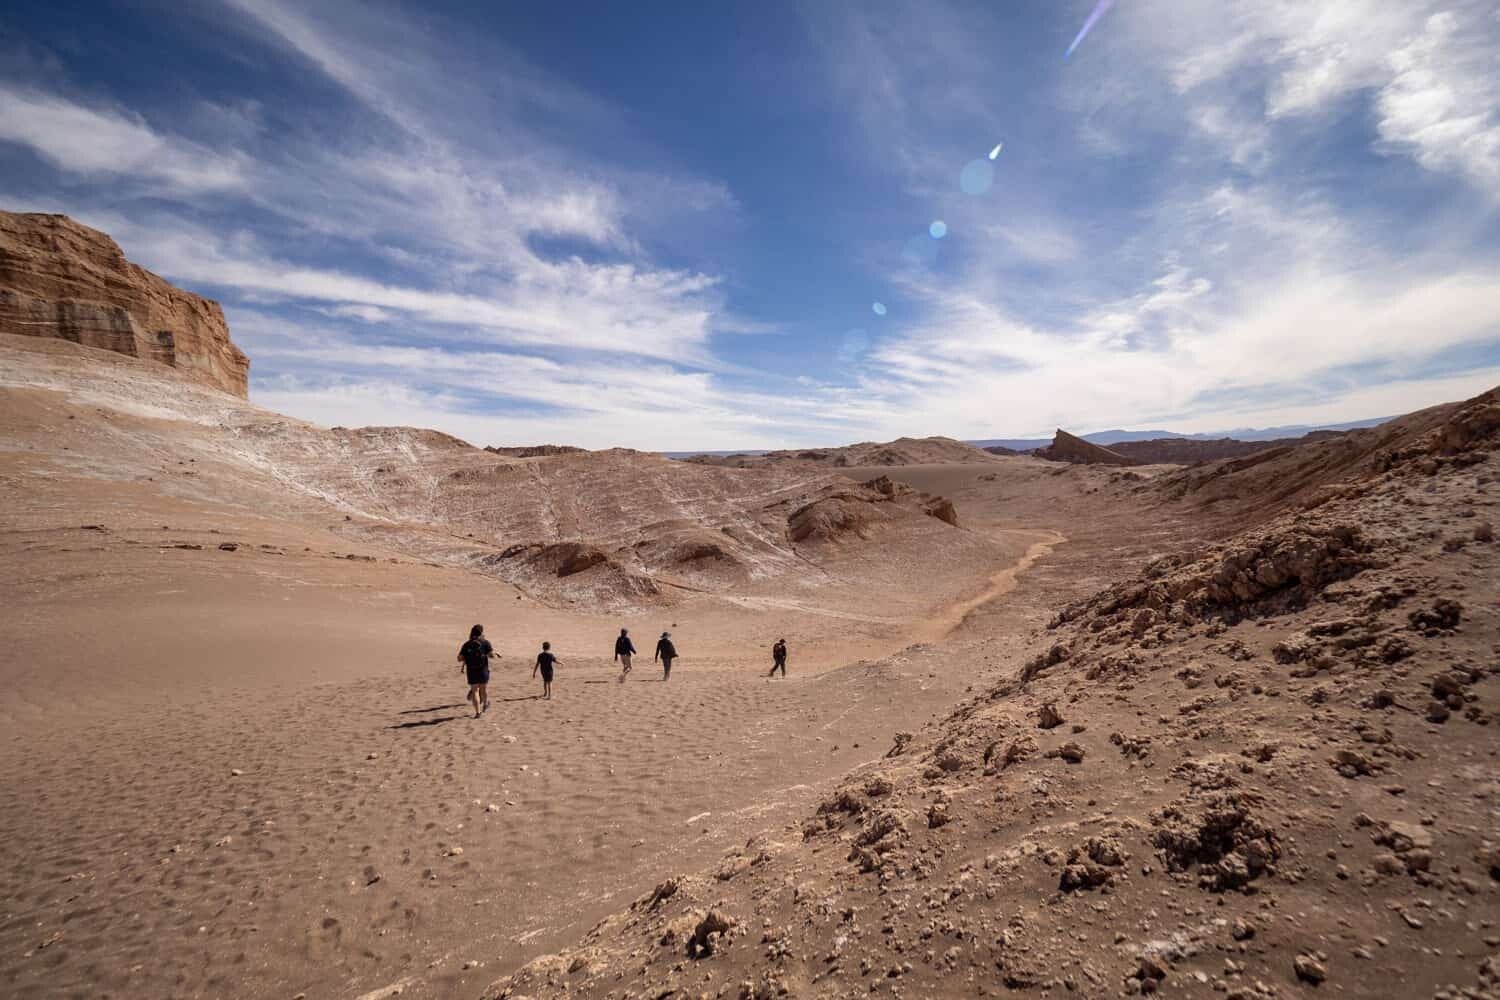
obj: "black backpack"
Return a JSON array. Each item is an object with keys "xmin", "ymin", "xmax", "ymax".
[{"xmin": 460, "ymin": 639, "xmax": 488, "ymax": 668}]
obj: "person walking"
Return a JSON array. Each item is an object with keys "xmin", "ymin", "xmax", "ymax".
[
  {"xmin": 532, "ymin": 641, "xmax": 559, "ymax": 700},
  {"xmin": 769, "ymin": 637, "xmax": 788, "ymax": 678},
  {"xmin": 614, "ymin": 628, "xmax": 636, "ymax": 683},
  {"xmin": 457, "ymin": 624, "xmax": 494, "ymax": 718},
  {"xmin": 654, "ymin": 631, "xmax": 678, "ymax": 682}
]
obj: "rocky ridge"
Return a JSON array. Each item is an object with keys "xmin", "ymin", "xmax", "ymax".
[
  {"xmin": 683, "ymin": 437, "xmax": 1004, "ymax": 470},
  {"xmin": 1108, "ymin": 431, "xmax": 1348, "ymax": 466},
  {"xmin": 0, "ymin": 210, "xmax": 249, "ymax": 397},
  {"xmin": 1035, "ymin": 429, "xmax": 1142, "ymax": 466},
  {"xmin": 0, "ymin": 334, "xmax": 986, "ymax": 613}
]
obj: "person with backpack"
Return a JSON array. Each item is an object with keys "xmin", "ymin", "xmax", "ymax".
[
  {"xmin": 532, "ymin": 641, "xmax": 559, "ymax": 700},
  {"xmin": 457, "ymin": 624, "xmax": 494, "ymax": 718},
  {"xmin": 614, "ymin": 628, "xmax": 637, "ymax": 683},
  {"xmin": 654, "ymin": 631, "xmax": 678, "ymax": 682},
  {"xmin": 769, "ymin": 638, "xmax": 788, "ymax": 678}
]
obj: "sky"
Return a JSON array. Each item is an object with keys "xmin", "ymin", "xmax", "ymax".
[{"xmin": 2, "ymin": 0, "xmax": 1499, "ymax": 450}]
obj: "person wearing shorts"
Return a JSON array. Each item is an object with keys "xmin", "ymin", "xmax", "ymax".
[
  {"xmin": 532, "ymin": 641, "xmax": 559, "ymax": 700},
  {"xmin": 614, "ymin": 628, "xmax": 636, "ymax": 683},
  {"xmin": 457, "ymin": 624, "xmax": 494, "ymax": 717}
]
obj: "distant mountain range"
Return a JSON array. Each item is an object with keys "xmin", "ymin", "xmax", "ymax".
[
  {"xmin": 968, "ymin": 415, "xmax": 1396, "ymax": 452},
  {"xmin": 659, "ymin": 415, "xmax": 1398, "ymax": 459}
]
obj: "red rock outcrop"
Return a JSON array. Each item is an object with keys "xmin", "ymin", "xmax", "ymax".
[
  {"xmin": 1035, "ymin": 429, "xmax": 1141, "ymax": 466},
  {"xmin": 0, "ymin": 210, "xmax": 248, "ymax": 397}
]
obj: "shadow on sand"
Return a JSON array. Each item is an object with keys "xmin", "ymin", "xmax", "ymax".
[
  {"xmin": 398, "ymin": 703, "xmax": 465, "ymax": 715},
  {"xmin": 389, "ymin": 715, "xmax": 463, "ymax": 730},
  {"xmin": 499, "ymin": 694, "xmax": 542, "ymax": 703}
]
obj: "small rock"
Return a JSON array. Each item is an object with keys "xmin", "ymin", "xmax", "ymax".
[
  {"xmin": 229, "ymin": 769, "xmax": 243, "ymax": 777},
  {"xmin": 1046, "ymin": 742, "xmax": 1085, "ymax": 763},
  {"xmin": 1293, "ymin": 954, "xmax": 1327, "ymax": 984}
]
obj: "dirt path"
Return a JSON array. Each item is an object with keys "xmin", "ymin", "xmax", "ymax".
[{"xmin": 916, "ymin": 527, "xmax": 1067, "ymax": 642}]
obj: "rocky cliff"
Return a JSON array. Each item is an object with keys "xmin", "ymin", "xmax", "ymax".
[{"xmin": 0, "ymin": 210, "xmax": 249, "ymax": 397}]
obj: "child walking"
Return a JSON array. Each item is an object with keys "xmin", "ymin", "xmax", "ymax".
[{"xmin": 532, "ymin": 641, "xmax": 559, "ymax": 700}]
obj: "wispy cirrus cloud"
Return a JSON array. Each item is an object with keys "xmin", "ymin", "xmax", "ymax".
[
  {"xmin": 796, "ymin": 0, "xmax": 1500, "ymax": 439},
  {"xmin": 0, "ymin": 85, "xmax": 247, "ymax": 193},
  {"xmin": 2, "ymin": 0, "xmax": 1496, "ymax": 449}
]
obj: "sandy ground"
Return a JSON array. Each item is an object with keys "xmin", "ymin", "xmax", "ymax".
[{"xmin": 0, "ymin": 391, "xmax": 1090, "ymax": 1000}]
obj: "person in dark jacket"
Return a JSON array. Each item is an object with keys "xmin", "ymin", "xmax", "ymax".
[
  {"xmin": 457, "ymin": 624, "xmax": 494, "ymax": 718},
  {"xmin": 769, "ymin": 638, "xmax": 788, "ymax": 678},
  {"xmin": 532, "ymin": 641, "xmax": 559, "ymax": 700},
  {"xmin": 654, "ymin": 631, "xmax": 678, "ymax": 682},
  {"xmin": 614, "ymin": 628, "xmax": 637, "ymax": 683}
]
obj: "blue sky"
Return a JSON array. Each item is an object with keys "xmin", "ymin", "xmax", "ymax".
[{"xmin": 2, "ymin": 0, "xmax": 1499, "ymax": 449}]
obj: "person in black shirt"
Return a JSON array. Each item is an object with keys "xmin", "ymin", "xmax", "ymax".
[
  {"xmin": 532, "ymin": 641, "xmax": 559, "ymax": 700},
  {"xmin": 614, "ymin": 628, "xmax": 637, "ymax": 683},
  {"xmin": 654, "ymin": 631, "xmax": 678, "ymax": 682},
  {"xmin": 457, "ymin": 624, "xmax": 494, "ymax": 718},
  {"xmin": 769, "ymin": 638, "xmax": 788, "ymax": 678}
]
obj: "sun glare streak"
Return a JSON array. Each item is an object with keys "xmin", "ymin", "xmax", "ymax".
[{"xmin": 1064, "ymin": 0, "xmax": 1118, "ymax": 60}]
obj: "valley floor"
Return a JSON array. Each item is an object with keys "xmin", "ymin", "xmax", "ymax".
[{"xmin": 0, "ymin": 454, "xmax": 1154, "ymax": 1000}]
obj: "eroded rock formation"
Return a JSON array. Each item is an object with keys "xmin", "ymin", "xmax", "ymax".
[
  {"xmin": 1035, "ymin": 429, "xmax": 1141, "ymax": 466},
  {"xmin": 0, "ymin": 210, "xmax": 248, "ymax": 397}
]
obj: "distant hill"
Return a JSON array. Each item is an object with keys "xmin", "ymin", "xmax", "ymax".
[
  {"xmin": 484, "ymin": 444, "xmax": 586, "ymax": 458},
  {"xmin": 1108, "ymin": 429, "xmax": 1347, "ymax": 465},
  {"xmin": 967, "ymin": 414, "xmax": 1395, "ymax": 452},
  {"xmin": 676, "ymin": 436, "xmax": 1002, "ymax": 469}
]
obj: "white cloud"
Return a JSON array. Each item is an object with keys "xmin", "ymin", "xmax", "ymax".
[
  {"xmin": 1377, "ymin": 11, "xmax": 1500, "ymax": 194},
  {"xmin": 234, "ymin": 311, "xmax": 866, "ymax": 450},
  {"xmin": 0, "ymin": 86, "xmax": 245, "ymax": 192},
  {"xmin": 845, "ymin": 172, "xmax": 1500, "ymax": 439},
  {"xmin": 95, "ymin": 212, "xmax": 724, "ymax": 364},
  {"xmin": 1113, "ymin": 1, "xmax": 1500, "ymax": 195}
]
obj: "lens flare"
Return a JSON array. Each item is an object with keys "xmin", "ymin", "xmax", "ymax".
[
  {"xmin": 871, "ymin": 302, "xmax": 887, "ymax": 316},
  {"xmin": 1064, "ymin": 0, "xmax": 1118, "ymax": 60},
  {"xmin": 960, "ymin": 158, "xmax": 994, "ymax": 195},
  {"xmin": 929, "ymin": 220, "xmax": 947, "ymax": 239}
]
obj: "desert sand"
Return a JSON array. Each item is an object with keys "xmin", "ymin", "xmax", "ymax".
[
  {"xmin": 2, "ymin": 213, "xmax": 1498, "ymax": 999},
  {"xmin": 0, "ymin": 333, "xmax": 1066, "ymax": 999}
]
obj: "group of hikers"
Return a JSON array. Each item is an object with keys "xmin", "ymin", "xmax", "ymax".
[{"xmin": 455, "ymin": 625, "xmax": 790, "ymax": 717}]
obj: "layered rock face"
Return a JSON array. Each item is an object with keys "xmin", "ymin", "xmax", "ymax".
[{"xmin": 0, "ymin": 210, "xmax": 248, "ymax": 397}]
